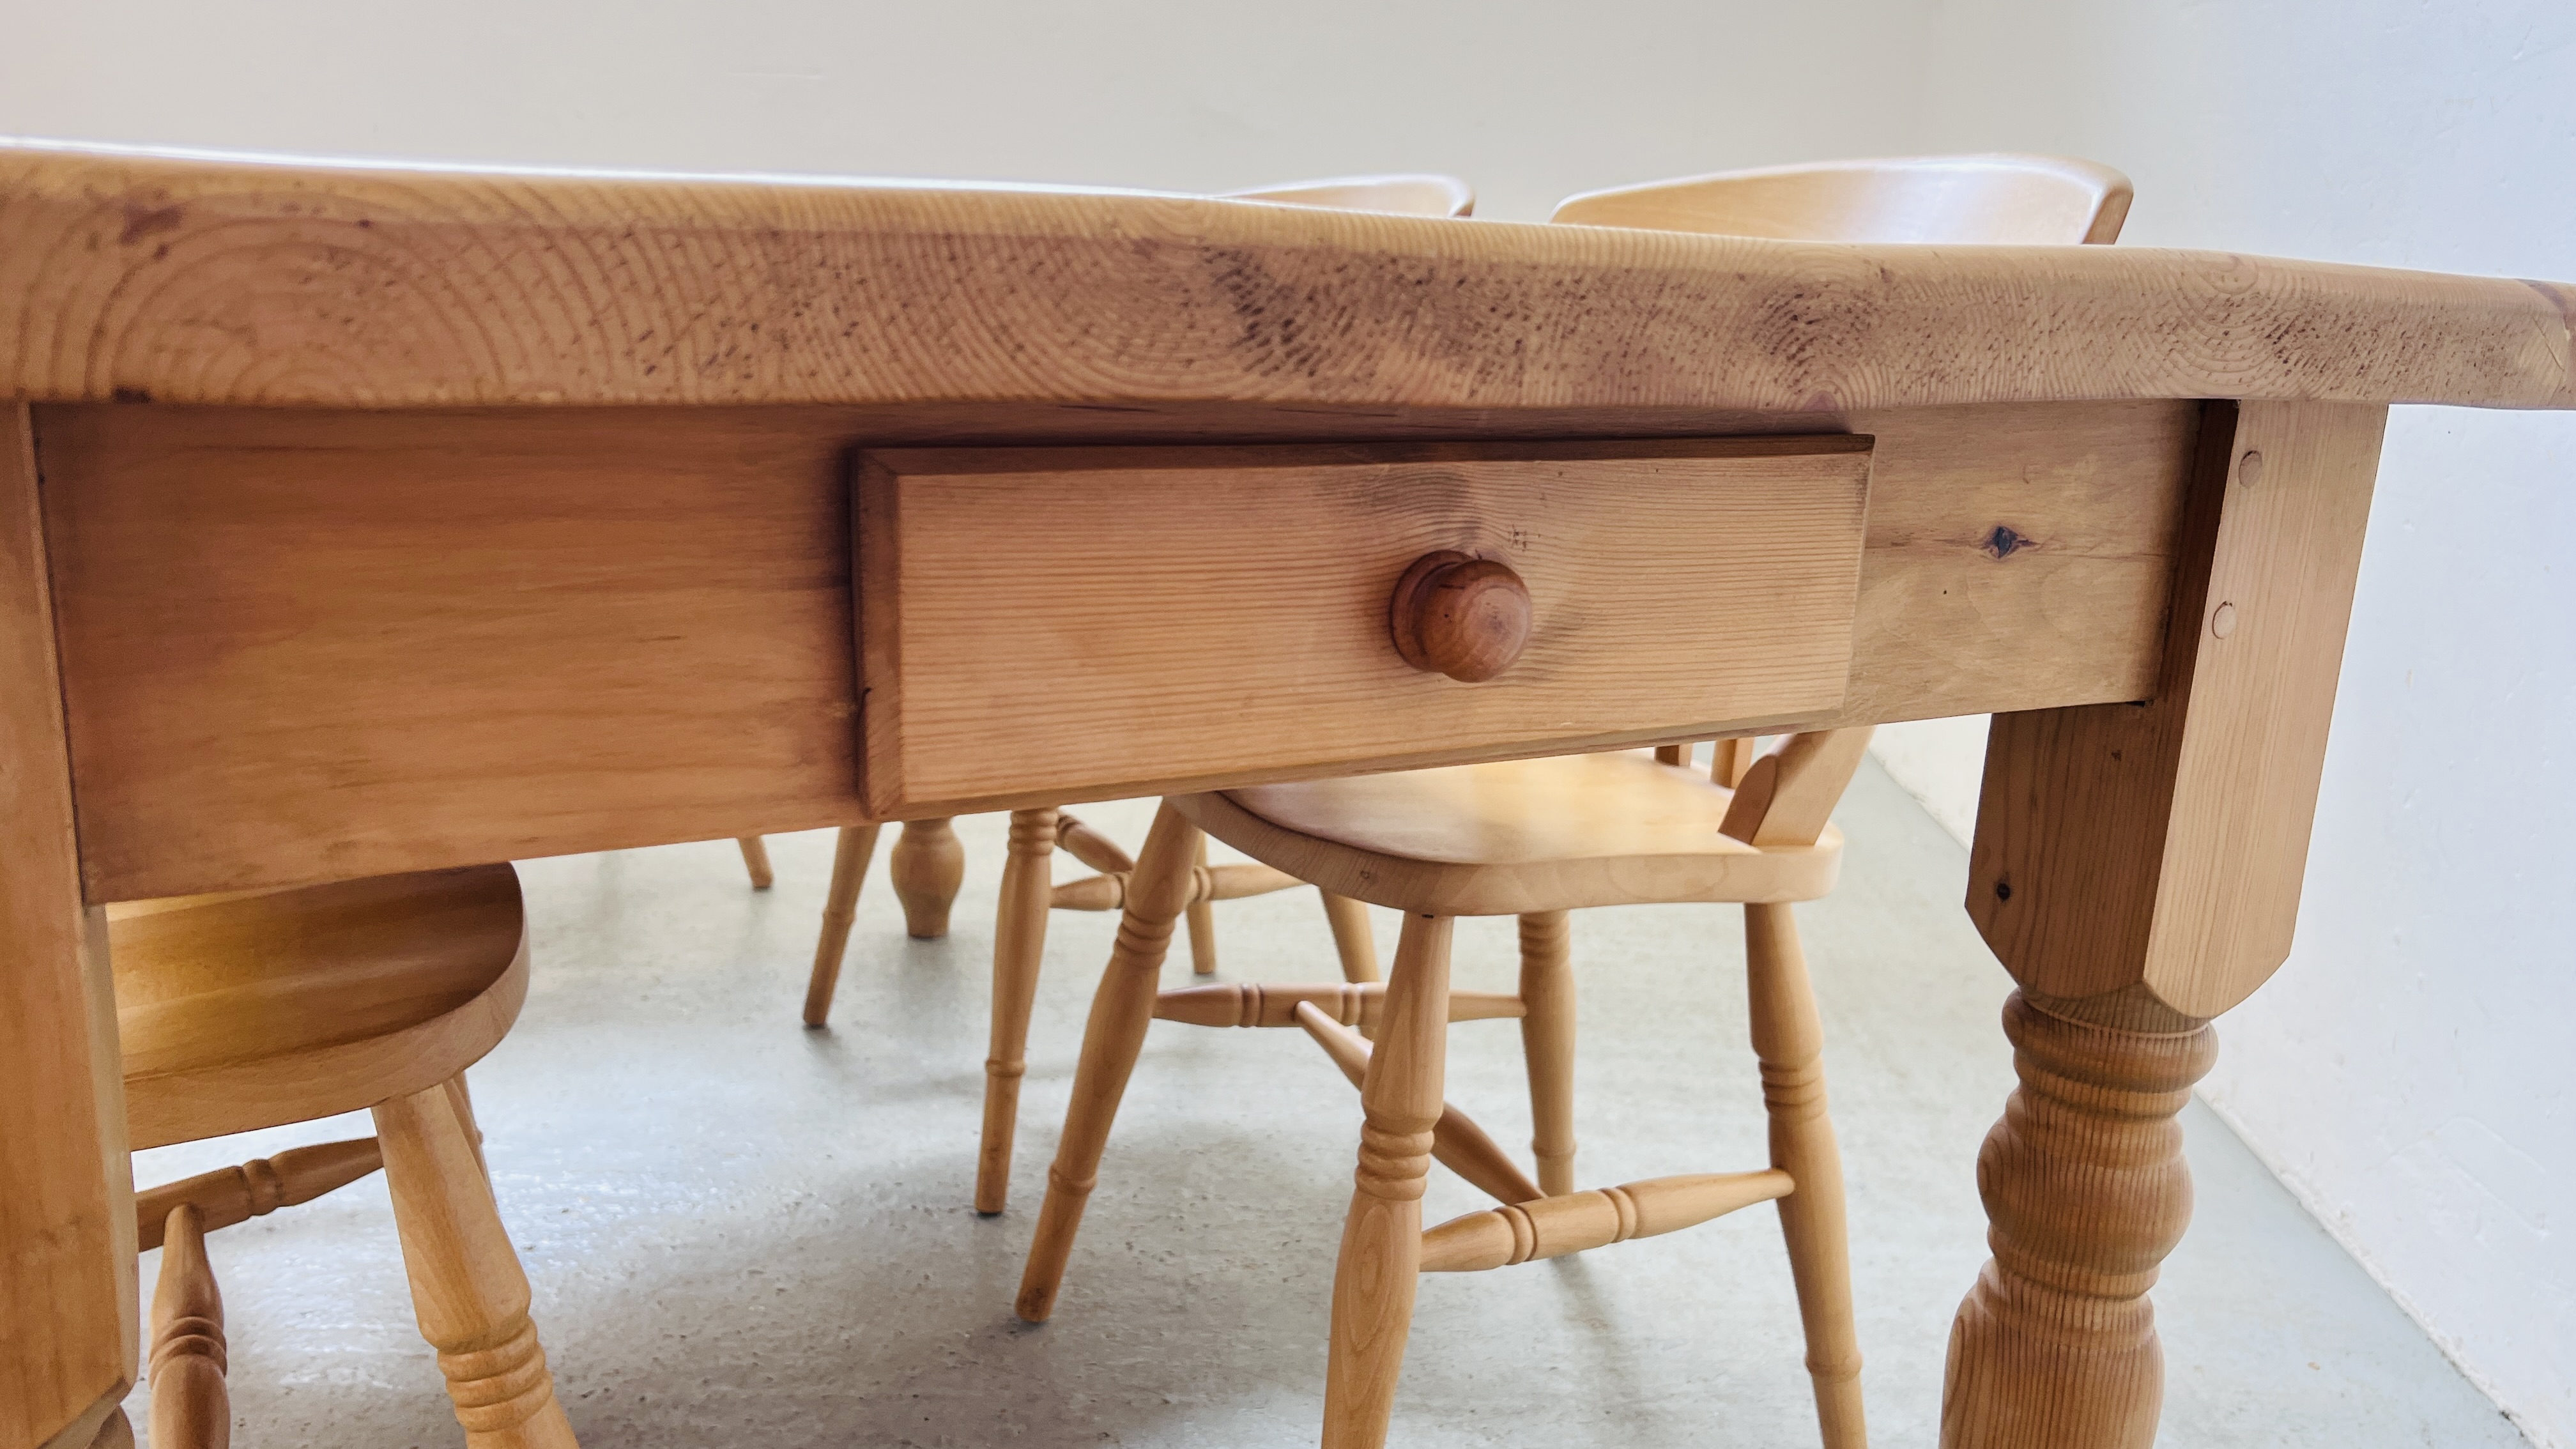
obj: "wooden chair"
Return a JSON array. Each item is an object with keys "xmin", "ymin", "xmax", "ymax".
[
  {"xmin": 756, "ymin": 172, "xmax": 1477, "ymax": 1215},
  {"xmin": 1014, "ymin": 735, "xmax": 1874, "ymax": 1448},
  {"xmin": 1008, "ymin": 157, "xmax": 2132, "ymax": 1448},
  {"xmin": 1565, "ymin": 150, "xmax": 2131, "ymax": 794},
  {"xmin": 116, "ymin": 866, "xmax": 576, "ymax": 1449}
]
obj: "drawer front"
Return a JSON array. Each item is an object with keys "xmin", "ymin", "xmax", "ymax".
[{"xmin": 858, "ymin": 437, "xmax": 1874, "ymax": 815}]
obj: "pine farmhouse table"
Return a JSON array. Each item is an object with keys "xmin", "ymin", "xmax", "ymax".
[{"xmin": 3, "ymin": 140, "xmax": 2572, "ymax": 1449}]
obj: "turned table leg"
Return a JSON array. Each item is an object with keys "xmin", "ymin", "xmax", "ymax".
[
  {"xmin": 1943, "ymin": 993, "xmax": 2215, "ymax": 1448},
  {"xmin": 889, "ymin": 817, "xmax": 965, "ymax": 939}
]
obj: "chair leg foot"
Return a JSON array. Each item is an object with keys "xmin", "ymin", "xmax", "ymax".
[
  {"xmin": 1015, "ymin": 804, "xmax": 1199, "ymax": 1321},
  {"xmin": 374, "ymin": 1080, "xmax": 579, "ymax": 1448},
  {"xmin": 1321, "ymin": 912, "xmax": 1452, "ymax": 1449},
  {"xmin": 979, "ymin": 809, "xmax": 1057, "ymax": 1214},
  {"xmin": 802, "ymin": 825, "xmax": 882, "ymax": 1026},
  {"xmin": 1746, "ymin": 902, "xmax": 1866, "ymax": 1449}
]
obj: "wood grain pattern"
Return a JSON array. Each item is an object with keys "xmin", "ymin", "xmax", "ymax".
[
  {"xmin": 40, "ymin": 404, "xmax": 861, "ymax": 901},
  {"xmin": 144, "ymin": 1206, "xmax": 227, "ymax": 1449},
  {"xmin": 134, "ymin": 1138, "xmax": 384, "ymax": 1253},
  {"xmin": 1556, "ymin": 153, "xmax": 2131, "ymax": 246},
  {"xmin": 1180, "ymin": 753, "xmax": 1847, "ymax": 916},
  {"xmin": 373, "ymin": 1080, "xmax": 577, "ymax": 1448},
  {"xmin": 1941, "ymin": 993, "xmax": 2216, "ymax": 1449},
  {"xmin": 111, "ymin": 866, "xmax": 529, "ymax": 1149},
  {"xmin": 800, "ymin": 825, "xmax": 882, "ymax": 1027},
  {"xmin": 1322, "ymin": 912, "xmax": 1453, "ymax": 1449},
  {"xmin": 860, "ymin": 438, "xmax": 1873, "ymax": 816},
  {"xmin": 1015, "ymin": 803, "xmax": 1200, "ymax": 1322},
  {"xmin": 0, "ymin": 143, "xmax": 2564, "ymax": 413},
  {"xmin": 887, "ymin": 817, "xmax": 964, "ymax": 938},
  {"xmin": 1969, "ymin": 401, "xmax": 2388, "ymax": 1015},
  {"xmin": 1292, "ymin": 1002, "xmax": 1544, "ymax": 1208},
  {"xmin": 1416, "ymin": 1171, "xmax": 1793, "ymax": 1272},
  {"xmin": 39, "ymin": 397, "xmax": 2192, "ymax": 901},
  {"xmin": 0, "ymin": 402, "xmax": 134, "ymax": 1448}
]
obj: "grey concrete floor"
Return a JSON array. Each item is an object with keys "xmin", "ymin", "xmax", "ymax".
[{"xmin": 123, "ymin": 761, "xmax": 2527, "ymax": 1447}]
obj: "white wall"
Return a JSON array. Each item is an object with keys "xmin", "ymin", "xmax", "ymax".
[
  {"xmin": 8, "ymin": 2, "xmax": 2570, "ymax": 1441},
  {"xmin": 1897, "ymin": 4, "xmax": 2576, "ymax": 1443},
  {"xmin": 0, "ymin": 0, "xmax": 1937, "ymax": 223}
]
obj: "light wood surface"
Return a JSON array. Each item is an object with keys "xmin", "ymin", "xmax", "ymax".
[
  {"xmin": 1941, "ymin": 992, "xmax": 2216, "ymax": 1449},
  {"xmin": 1182, "ymin": 753, "xmax": 1846, "ymax": 916},
  {"xmin": 144, "ymin": 1206, "xmax": 226, "ymax": 1449},
  {"xmin": 859, "ymin": 438, "xmax": 1873, "ymax": 816},
  {"xmin": 1015, "ymin": 803, "xmax": 1202, "ymax": 1321},
  {"xmin": 374, "ymin": 1081, "xmax": 578, "ymax": 1448},
  {"xmin": 1556, "ymin": 153, "xmax": 2131, "ymax": 245},
  {"xmin": 1321, "ymin": 894, "xmax": 1381, "ymax": 983},
  {"xmin": 134, "ymin": 1138, "xmax": 383, "ymax": 1253},
  {"xmin": 111, "ymin": 867, "xmax": 530, "ymax": 1149},
  {"xmin": 1417, "ymin": 1171, "xmax": 1793, "ymax": 1271},
  {"xmin": 1226, "ymin": 174, "xmax": 1475, "ymax": 217},
  {"xmin": 1970, "ymin": 401, "xmax": 2386, "ymax": 1016},
  {"xmin": 732, "ymin": 836, "xmax": 774, "ymax": 891},
  {"xmin": 977, "ymin": 809, "xmax": 1057, "ymax": 1213},
  {"xmin": 1, "ymin": 402, "xmax": 135, "ymax": 1449},
  {"xmin": 1516, "ymin": 911, "xmax": 1579, "ymax": 1196},
  {"xmin": 800, "ymin": 825, "xmax": 882, "ymax": 1027},
  {"xmin": 1751, "ymin": 901, "xmax": 1867, "ymax": 1446},
  {"xmin": 1, "ymin": 144, "xmax": 2565, "ymax": 414},
  {"xmin": 1322, "ymin": 911, "xmax": 1453, "ymax": 1449},
  {"xmin": 1184, "ymin": 836, "xmax": 1218, "ymax": 976},
  {"xmin": 1153, "ymin": 981, "xmax": 1524, "ymax": 1028},
  {"xmin": 888, "ymin": 818, "xmax": 965, "ymax": 938},
  {"xmin": 36, "ymin": 397, "xmax": 2193, "ymax": 900},
  {"xmin": 1293, "ymin": 1002, "xmax": 1545, "ymax": 1208}
]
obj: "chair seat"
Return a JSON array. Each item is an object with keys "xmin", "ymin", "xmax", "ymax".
[
  {"xmin": 113, "ymin": 864, "xmax": 528, "ymax": 1149},
  {"xmin": 1178, "ymin": 750, "xmax": 1843, "ymax": 917}
]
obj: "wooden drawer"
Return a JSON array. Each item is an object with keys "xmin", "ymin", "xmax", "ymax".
[{"xmin": 857, "ymin": 437, "xmax": 1874, "ymax": 815}]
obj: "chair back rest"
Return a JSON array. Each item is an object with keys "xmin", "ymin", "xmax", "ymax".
[
  {"xmin": 1227, "ymin": 174, "xmax": 1475, "ymax": 218},
  {"xmin": 1552, "ymin": 153, "xmax": 2128, "ymax": 245}
]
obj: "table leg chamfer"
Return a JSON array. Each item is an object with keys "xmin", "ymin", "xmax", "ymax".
[{"xmin": 1940, "ymin": 991, "xmax": 2217, "ymax": 1449}]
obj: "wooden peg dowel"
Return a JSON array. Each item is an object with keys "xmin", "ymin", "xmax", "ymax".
[
  {"xmin": 889, "ymin": 816, "xmax": 965, "ymax": 937},
  {"xmin": 1319, "ymin": 892, "xmax": 1381, "ymax": 983},
  {"xmin": 733, "ymin": 835, "xmax": 774, "ymax": 890},
  {"xmin": 1294, "ymin": 1002, "xmax": 1542, "ymax": 1207},
  {"xmin": 1052, "ymin": 811, "xmax": 1135, "ymax": 875},
  {"xmin": 1418, "ymin": 1170, "xmax": 1793, "ymax": 1272},
  {"xmin": 1156, "ymin": 981, "xmax": 1523, "ymax": 1029},
  {"xmin": 802, "ymin": 824, "xmax": 882, "ymax": 1026},
  {"xmin": 148, "ymin": 1203, "xmax": 230, "ymax": 1449},
  {"xmin": 1714, "ymin": 735, "xmax": 1762, "ymax": 788},
  {"xmin": 136, "ymin": 1138, "xmax": 385, "ymax": 1252}
]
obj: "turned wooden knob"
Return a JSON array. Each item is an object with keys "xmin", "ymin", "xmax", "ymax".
[{"xmin": 1388, "ymin": 550, "xmax": 1532, "ymax": 683}]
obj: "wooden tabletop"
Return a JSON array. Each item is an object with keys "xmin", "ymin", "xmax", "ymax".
[
  {"xmin": 1, "ymin": 139, "xmax": 2568, "ymax": 417},
  {"xmin": 7, "ymin": 138, "xmax": 2575, "ymax": 1449}
]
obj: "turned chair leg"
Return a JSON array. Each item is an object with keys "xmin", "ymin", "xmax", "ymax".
[
  {"xmin": 1183, "ymin": 833, "xmax": 1220, "ymax": 975},
  {"xmin": 978, "ymin": 808, "xmax": 1058, "ymax": 1214},
  {"xmin": 733, "ymin": 836, "xmax": 774, "ymax": 890},
  {"xmin": 1517, "ymin": 910, "xmax": 1577, "ymax": 1196},
  {"xmin": 148, "ymin": 1204, "xmax": 229, "ymax": 1449},
  {"xmin": 1322, "ymin": 911, "xmax": 1453, "ymax": 1449},
  {"xmin": 1320, "ymin": 891, "xmax": 1381, "ymax": 984},
  {"xmin": 802, "ymin": 824, "xmax": 883, "ymax": 1026},
  {"xmin": 1745, "ymin": 901, "xmax": 1866, "ymax": 1449},
  {"xmin": 1015, "ymin": 804, "xmax": 1202, "ymax": 1321},
  {"xmin": 889, "ymin": 817, "xmax": 965, "ymax": 938},
  {"xmin": 374, "ymin": 1079, "xmax": 578, "ymax": 1449}
]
